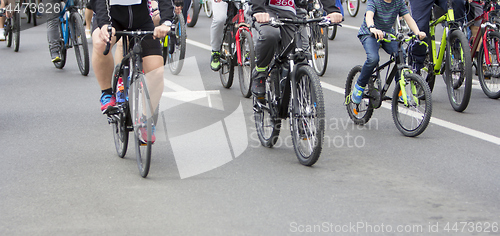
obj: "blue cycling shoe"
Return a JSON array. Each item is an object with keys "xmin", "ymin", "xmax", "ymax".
[{"xmin": 351, "ymin": 83, "xmax": 365, "ymax": 104}]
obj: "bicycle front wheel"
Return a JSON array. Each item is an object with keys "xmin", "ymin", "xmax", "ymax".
[
  {"xmin": 203, "ymin": 0, "xmax": 213, "ymax": 18},
  {"xmin": 478, "ymin": 31, "xmax": 500, "ymax": 99},
  {"xmin": 345, "ymin": 65, "xmax": 374, "ymax": 124},
  {"xmin": 130, "ymin": 72, "xmax": 153, "ymax": 178},
  {"xmin": 5, "ymin": 19, "xmax": 12, "ymax": 47},
  {"xmin": 254, "ymin": 67, "xmax": 281, "ymax": 147},
  {"xmin": 392, "ymin": 73, "xmax": 432, "ymax": 137},
  {"xmin": 310, "ymin": 25, "xmax": 328, "ymax": 76},
  {"xmin": 70, "ymin": 12, "xmax": 90, "ymax": 76},
  {"xmin": 187, "ymin": 1, "xmax": 200, "ymax": 27},
  {"xmin": 346, "ymin": 0, "xmax": 360, "ymax": 17},
  {"xmin": 327, "ymin": 25, "xmax": 337, "ymax": 40},
  {"xmin": 13, "ymin": 12, "xmax": 20, "ymax": 52},
  {"xmin": 238, "ymin": 30, "xmax": 255, "ymax": 98},
  {"xmin": 219, "ymin": 27, "xmax": 234, "ymax": 88},
  {"xmin": 445, "ymin": 30, "xmax": 472, "ymax": 112},
  {"xmin": 291, "ymin": 66, "xmax": 325, "ymax": 166},
  {"xmin": 167, "ymin": 14, "xmax": 186, "ymax": 75}
]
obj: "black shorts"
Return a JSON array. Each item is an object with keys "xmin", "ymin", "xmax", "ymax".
[{"xmin": 92, "ymin": 16, "xmax": 162, "ymax": 57}]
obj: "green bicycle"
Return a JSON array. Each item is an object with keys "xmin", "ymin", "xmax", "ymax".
[{"xmin": 420, "ymin": 0, "xmax": 473, "ymax": 112}]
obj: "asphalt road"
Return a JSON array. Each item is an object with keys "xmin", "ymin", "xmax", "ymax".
[{"xmin": 1, "ymin": 3, "xmax": 500, "ymax": 235}]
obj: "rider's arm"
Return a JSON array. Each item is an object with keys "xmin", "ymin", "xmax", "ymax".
[
  {"xmin": 319, "ymin": 0, "xmax": 341, "ymax": 15},
  {"xmin": 94, "ymin": 0, "xmax": 112, "ymax": 28},
  {"xmin": 157, "ymin": 0, "xmax": 174, "ymax": 25},
  {"xmin": 403, "ymin": 13, "xmax": 426, "ymax": 40}
]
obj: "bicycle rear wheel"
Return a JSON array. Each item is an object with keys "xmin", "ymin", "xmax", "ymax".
[
  {"xmin": 310, "ymin": 24, "xmax": 328, "ymax": 76},
  {"xmin": 345, "ymin": 65, "xmax": 374, "ymax": 124},
  {"xmin": 70, "ymin": 12, "xmax": 89, "ymax": 76},
  {"xmin": 167, "ymin": 14, "xmax": 186, "ymax": 75},
  {"xmin": 203, "ymin": 0, "xmax": 213, "ymax": 18},
  {"xmin": 130, "ymin": 72, "xmax": 153, "ymax": 178},
  {"xmin": 478, "ymin": 31, "xmax": 500, "ymax": 99},
  {"xmin": 254, "ymin": 67, "xmax": 281, "ymax": 147},
  {"xmin": 291, "ymin": 65, "xmax": 325, "ymax": 166},
  {"xmin": 5, "ymin": 19, "xmax": 12, "ymax": 47},
  {"xmin": 445, "ymin": 30, "xmax": 472, "ymax": 112},
  {"xmin": 392, "ymin": 73, "xmax": 432, "ymax": 137},
  {"xmin": 187, "ymin": 1, "xmax": 200, "ymax": 27},
  {"xmin": 111, "ymin": 64, "xmax": 129, "ymax": 158},
  {"xmin": 219, "ymin": 26, "xmax": 234, "ymax": 88},
  {"xmin": 53, "ymin": 23, "xmax": 67, "ymax": 69},
  {"xmin": 13, "ymin": 12, "xmax": 20, "ymax": 52},
  {"xmin": 346, "ymin": 0, "xmax": 360, "ymax": 17},
  {"xmin": 238, "ymin": 30, "xmax": 255, "ymax": 98}
]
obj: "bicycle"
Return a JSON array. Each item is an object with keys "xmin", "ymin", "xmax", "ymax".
[
  {"xmin": 464, "ymin": 0, "xmax": 500, "ymax": 99},
  {"xmin": 219, "ymin": 0, "xmax": 255, "ymax": 98},
  {"xmin": 343, "ymin": 0, "xmax": 359, "ymax": 17},
  {"xmin": 307, "ymin": 0, "xmax": 330, "ymax": 76},
  {"xmin": 254, "ymin": 17, "xmax": 332, "ymax": 166},
  {"xmin": 161, "ymin": 12, "xmax": 186, "ymax": 75},
  {"xmin": 420, "ymin": 0, "xmax": 473, "ymax": 112},
  {"xmin": 345, "ymin": 32, "xmax": 433, "ymax": 137},
  {"xmin": 187, "ymin": 0, "xmax": 212, "ymax": 27},
  {"xmin": 52, "ymin": 0, "xmax": 89, "ymax": 76},
  {"xmin": 103, "ymin": 29, "xmax": 157, "ymax": 178},
  {"xmin": 1, "ymin": 3, "xmax": 21, "ymax": 52}
]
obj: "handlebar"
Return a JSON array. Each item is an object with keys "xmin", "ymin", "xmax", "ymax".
[
  {"xmin": 103, "ymin": 26, "xmax": 155, "ymax": 55},
  {"xmin": 257, "ymin": 17, "xmax": 342, "ymax": 27},
  {"xmin": 373, "ymin": 32, "xmax": 428, "ymax": 47}
]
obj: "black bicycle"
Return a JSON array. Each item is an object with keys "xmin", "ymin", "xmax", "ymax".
[
  {"xmin": 345, "ymin": 32, "xmax": 432, "ymax": 137},
  {"xmin": 161, "ymin": 12, "xmax": 186, "ymax": 75},
  {"xmin": 1, "ymin": 4, "xmax": 21, "ymax": 52},
  {"xmin": 254, "ymin": 17, "xmax": 332, "ymax": 166},
  {"xmin": 104, "ymin": 29, "xmax": 157, "ymax": 178}
]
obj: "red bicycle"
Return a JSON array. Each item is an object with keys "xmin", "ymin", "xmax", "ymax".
[
  {"xmin": 465, "ymin": 0, "xmax": 500, "ymax": 98},
  {"xmin": 218, "ymin": 0, "xmax": 256, "ymax": 98}
]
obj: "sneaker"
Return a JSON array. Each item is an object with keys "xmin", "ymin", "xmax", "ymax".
[
  {"xmin": 85, "ymin": 29, "xmax": 91, "ymax": 40},
  {"xmin": 351, "ymin": 83, "xmax": 365, "ymax": 104},
  {"xmin": 0, "ymin": 29, "xmax": 5, "ymax": 41},
  {"xmin": 51, "ymin": 49, "xmax": 61, "ymax": 63},
  {"xmin": 100, "ymin": 93, "xmax": 116, "ymax": 113},
  {"xmin": 138, "ymin": 116, "xmax": 156, "ymax": 144},
  {"xmin": 251, "ymin": 68, "xmax": 267, "ymax": 99},
  {"xmin": 210, "ymin": 51, "xmax": 221, "ymax": 71}
]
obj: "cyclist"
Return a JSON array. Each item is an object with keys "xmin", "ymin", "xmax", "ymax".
[
  {"xmin": 350, "ymin": 0, "xmax": 425, "ymax": 104},
  {"xmin": 0, "ymin": 0, "xmax": 5, "ymax": 41},
  {"xmin": 92, "ymin": 0, "xmax": 174, "ymax": 142},
  {"xmin": 251, "ymin": 0, "xmax": 343, "ymax": 98},
  {"xmin": 408, "ymin": 0, "xmax": 467, "ymax": 72},
  {"xmin": 46, "ymin": 0, "xmax": 64, "ymax": 62},
  {"xmin": 209, "ymin": 0, "xmax": 230, "ymax": 71}
]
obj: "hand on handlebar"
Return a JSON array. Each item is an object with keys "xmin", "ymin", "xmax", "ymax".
[
  {"xmin": 254, "ymin": 12, "xmax": 270, "ymax": 23},
  {"xmin": 100, "ymin": 24, "xmax": 115, "ymax": 43},
  {"xmin": 370, "ymin": 27, "xmax": 384, "ymax": 40},
  {"xmin": 326, "ymin": 12, "xmax": 343, "ymax": 24},
  {"xmin": 154, "ymin": 24, "xmax": 171, "ymax": 39}
]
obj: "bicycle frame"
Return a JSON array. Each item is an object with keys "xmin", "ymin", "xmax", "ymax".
[
  {"xmin": 225, "ymin": 0, "xmax": 252, "ymax": 66},
  {"xmin": 428, "ymin": 0, "xmax": 460, "ymax": 75},
  {"xmin": 58, "ymin": 0, "xmax": 77, "ymax": 47},
  {"xmin": 467, "ymin": 1, "xmax": 499, "ymax": 64}
]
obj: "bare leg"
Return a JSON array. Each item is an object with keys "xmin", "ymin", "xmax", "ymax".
[{"xmin": 92, "ymin": 27, "xmax": 116, "ymax": 90}]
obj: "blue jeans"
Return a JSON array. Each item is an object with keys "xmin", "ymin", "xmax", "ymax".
[
  {"xmin": 357, "ymin": 35, "xmax": 398, "ymax": 87},
  {"xmin": 409, "ymin": 0, "xmax": 466, "ymax": 70}
]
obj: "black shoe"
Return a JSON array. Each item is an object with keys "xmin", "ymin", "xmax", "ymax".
[{"xmin": 251, "ymin": 69, "xmax": 267, "ymax": 99}]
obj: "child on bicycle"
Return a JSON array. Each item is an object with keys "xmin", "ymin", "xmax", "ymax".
[{"xmin": 350, "ymin": 0, "xmax": 426, "ymax": 104}]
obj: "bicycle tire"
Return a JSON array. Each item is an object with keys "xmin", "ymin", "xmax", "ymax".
[
  {"xmin": 254, "ymin": 67, "xmax": 281, "ymax": 147},
  {"xmin": 445, "ymin": 30, "xmax": 472, "ymax": 112},
  {"xmin": 345, "ymin": 65, "xmax": 374, "ymax": 124},
  {"xmin": 13, "ymin": 12, "xmax": 20, "ymax": 52},
  {"xmin": 327, "ymin": 25, "xmax": 337, "ymax": 40},
  {"xmin": 238, "ymin": 30, "xmax": 255, "ymax": 98},
  {"xmin": 111, "ymin": 64, "xmax": 129, "ymax": 158},
  {"xmin": 291, "ymin": 65, "xmax": 325, "ymax": 166},
  {"xmin": 167, "ymin": 14, "xmax": 186, "ymax": 75},
  {"xmin": 477, "ymin": 31, "xmax": 500, "ymax": 99},
  {"xmin": 219, "ymin": 26, "xmax": 234, "ymax": 88},
  {"xmin": 130, "ymin": 72, "xmax": 152, "ymax": 178},
  {"xmin": 26, "ymin": 5, "xmax": 32, "ymax": 24},
  {"xmin": 391, "ymin": 72, "xmax": 432, "ymax": 137},
  {"xmin": 6, "ymin": 19, "xmax": 12, "ymax": 47},
  {"xmin": 361, "ymin": 0, "xmax": 366, "ymax": 2},
  {"xmin": 54, "ymin": 23, "xmax": 67, "ymax": 69},
  {"xmin": 310, "ymin": 24, "xmax": 328, "ymax": 76},
  {"xmin": 203, "ymin": 0, "xmax": 213, "ymax": 18},
  {"xmin": 346, "ymin": 0, "xmax": 360, "ymax": 17},
  {"xmin": 70, "ymin": 12, "xmax": 90, "ymax": 76},
  {"xmin": 187, "ymin": 1, "xmax": 200, "ymax": 27}
]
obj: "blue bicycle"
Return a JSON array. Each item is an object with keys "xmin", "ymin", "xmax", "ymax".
[{"xmin": 53, "ymin": 0, "xmax": 89, "ymax": 76}]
